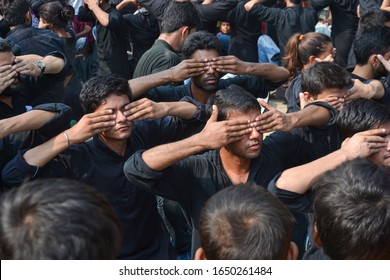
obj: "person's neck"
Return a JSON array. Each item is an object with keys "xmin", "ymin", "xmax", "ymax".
[
  {"xmin": 352, "ymin": 65, "xmax": 374, "ymax": 80},
  {"xmin": 158, "ymin": 33, "xmax": 181, "ymax": 53},
  {"xmin": 219, "ymin": 147, "xmax": 252, "ymax": 185},
  {"xmin": 51, "ymin": 26, "xmax": 71, "ymax": 38},
  {"xmin": 98, "ymin": 135, "xmax": 127, "ymax": 156},
  {"xmin": 0, "ymin": 96, "xmax": 13, "ymax": 108},
  {"xmin": 190, "ymin": 82, "xmax": 215, "ymax": 105}
]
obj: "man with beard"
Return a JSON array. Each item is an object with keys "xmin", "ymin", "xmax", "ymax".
[
  {"xmin": 0, "ymin": 38, "xmax": 72, "ymax": 191},
  {"xmin": 131, "ymin": 31, "xmax": 289, "ymax": 105},
  {"xmin": 124, "ymin": 85, "xmax": 336, "ymax": 257},
  {"xmin": 349, "ymin": 25, "xmax": 390, "ymax": 108}
]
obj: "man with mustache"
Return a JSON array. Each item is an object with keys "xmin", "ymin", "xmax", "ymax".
[
  {"xmin": 124, "ymin": 85, "xmax": 339, "ymax": 257},
  {"xmin": 348, "ymin": 26, "xmax": 390, "ymax": 107}
]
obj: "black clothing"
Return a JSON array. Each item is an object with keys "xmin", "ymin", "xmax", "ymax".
[
  {"xmin": 144, "ymin": 75, "xmax": 282, "ymax": 102},
  {"xmin": 6, "ymin": 25, "xmax": 68, "ymax": 106},
  {"xmin": 124, "ymin": 131, "xmax": 309, "ymax": 254},
  {"xmin": 0, "ymin": 103, "xmax": 72, "ymax": 191},
  {"xmin": 78, "ymin": 5, "xmax": 130, "ymax": 79},
  {"xmin": 248, "ymin": 4, "xmax": 317, "ymax": 55},
  {"xmin": 226, "ymin": 0, "xmax": 264, "ymax": 62},
  {"xmin": 138, "ymin": 0, "xmax": 238, "ymax": 32},
  {"xmin": 311, "ymin": 0, "xmax": 359, "ymax": 67},
  {"xmin": 123, "ymin": 8, "xmax": 160, "ymax": 73},
  {"xmin": 268, "ymin": 174, "xmax": 331, "ymax": 260},
  {"xmin": 2, "ymin": 107, "xmax": 203, "ymax": 259}
]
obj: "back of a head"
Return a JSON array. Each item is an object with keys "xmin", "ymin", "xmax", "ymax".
[
  {"xmin": 354, "ymin": 25, "xmax": 390, "ymax": 66},
  {"xmin": 160, "ymin": 1, "xmax": 199, "ymax": 34},
  {"xmin": 79, "ymin": 74, "xmax": 132, "ymax": 114},
  {"xmin": 182, "ymin": 31, "xmax": 221, "ymax": 59},
  {"xmin": 337, "ymin": 98, "xmax": 390, "ymax": 141},
  {"xmin": 199, "ymin": 182, "xmax": 294, "ymax": 260},
  {"xmin": 358, "ymin": 8, "xmax": 390, "ymax": 34},
  {"xmin": 313, "ymin": 159, "xmax": 390, "ymax": 259},
  {"xmin": 205, "ymin": 85, "xmax": 261, "ymax": 121},
  {"xmin": 2, "ymin": 0, "xmax": 30, "ymax": 27},
  {"xmin": 0, "ymin": 178, "xmax": 122, "ymax": 259},
  {"xmin": 38, "ymin": 1, "xmax": 73, "ymax": 29},
  {"xmin": 283, "ymin": 32, "xmax": 332, "ymax": 79},
  {"xmin": 301, "ymin": 61, "xmax": 352, "ymax": 98}
]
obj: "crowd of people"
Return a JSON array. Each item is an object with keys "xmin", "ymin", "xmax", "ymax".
[{"xmin": 0, "ymin": 0, "xmax": 390, "ymax": 260}]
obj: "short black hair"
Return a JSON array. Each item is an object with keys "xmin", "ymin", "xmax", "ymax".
[
  {"xmin": 199, "ymin": 182, "xmax": 294, "ymax": 259},
  {"xmin": 0, "ymin": 38, "xmax": 13, "ymax": 53},
  {"xmin": 0, "ymin": 178, "xmax": 122, "ymax": 259},
  {"xmin": 205, "ymin": 85, "xmax": 261, "ymax": 121},
  {"xmin": 301, "ymin": 62, "xmax": 353, "ymax": 98},
  {"xmin": 160, "ymin": 1, "xmax": 199, "ymax": 34},
  {"xmin": 313, "ymin": 159, "xmax": 390, "ymax": 259},
  {"xmin": 354, "ymin": 26, "xmax": 390, "ymax": 65},
  {"xmin": 336, "ymin": 98, "xmax": 390, "ymax": 141},
  {"xmin": 182, "ymin": 31, "xmax": 221, "ymax": 59},
  {"xmin": 358, "ymin": 8, "xmax": 390, "ymax": 33},
  {"xmin": 80, "ymin": 75, "xmax": 132, "ymax": 114},
  {"xmin": 2, "ymin": 0, "xmax": 30, "ymax": 27}
]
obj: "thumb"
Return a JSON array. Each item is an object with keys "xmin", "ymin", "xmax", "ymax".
[
  {"xmin": 257, "ymin": 98, "xmax": 274, "ymax": 112},
  {"xmin": 207, "ymin": 105, "xmax": 218, "ymax": 123}
]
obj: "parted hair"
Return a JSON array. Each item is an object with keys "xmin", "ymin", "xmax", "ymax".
[
  {"xmin": 199, "ymin": 182, "xmax": 294, "ymax": 260},
  {"xmin": 313, "ymin": 159, "xmax": 390, "ymax": 259},
  {"xmin": 0, "ymin": 178, "xmax": 122, "ymax": 259}
]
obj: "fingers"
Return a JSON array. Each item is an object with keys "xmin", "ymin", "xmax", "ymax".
[
  {"xmin": 257, "ymin": 98, "xmax": 273, "ymax": 112},
  {"xmin": 207, "ymin": 105, "xmax": 218, "ymax": 124}
]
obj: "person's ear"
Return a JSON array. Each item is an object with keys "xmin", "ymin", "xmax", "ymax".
[
  {"xmin": 369, "ymin": 54, "xmax": 380, "ymax": 69},
  {"xmin": 309, "ymin": 55, "xmax": 318, "ymax": 64},
  {"xmin": 302, "ymin": 91, "xmax": 315, "ymax": 102},
  {"xmin": 181, "ymin": 26, "xmax": 190, "ymax": 38},
  {"xmin": 314, "ymin": 223, "xmax": 323, "ymax": 248},
  {"xmin": 287, "ymin": 242, "xmax": 299, "ymax": 260},
  {"xmin": 194, "ymin": 247, "xmax": 208, "ymax": 260},
  {"xmin": 25, "ymin": 10, "xmax": 32, "ymax": 25}
]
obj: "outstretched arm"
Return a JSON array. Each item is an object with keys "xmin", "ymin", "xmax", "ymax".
[
  {"xmin": 345, "ymin": 79, "xmax": 385, "ymax": 101},
  {"xmin": 123, "ymin": 98, "xmax": 199, "ymax": 122},
  {"xmin": 128, "ymin": 58, "xmax": 208, "ymax": 99},
  {"xmin": 275, "ymin": 128, "xmax": 388, "ymax": 194},
  {"xmin": 253, "ymin": 98, "xmax": 333, "ymax": 133},
  {"xmin": 211, "ymin": 55, "xmax": 289, "ymax": 82},
  {"xmin": 141, "ymin": 105, "xmax": 252, "ymax": 171},
  {"xmin": 0, "ymin": 110, "xmax": 55, "ymax": 139},
  {"xmin": 14, "ymin": 55, "xmax": 65, "ymax": 76},
  {"xmin": 84, "ymin": 0, "xmax": 109, "ymax": 26},
  {"xmin": 22, "ymin": 110, "xmax": 116, "ymax": 167}
]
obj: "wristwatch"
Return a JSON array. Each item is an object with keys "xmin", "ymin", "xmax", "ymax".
[{"xmin": 34, "ymin": 60, "xmax": 46, "ymax": 75}]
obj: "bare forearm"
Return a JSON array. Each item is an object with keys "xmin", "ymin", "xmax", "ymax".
[
  {"xmin": 23, "ymin": 132, "xmax": 70, "ymax": 167},
  {"xmin": 244, "ymin": 0, "xmax": 264, "ymax": 11},
  {"xmin": 164, "ymin": 102, "xmax": 198, "ymax": 120},
  {"xmin": 142, "ymin": 134, "xmax": 208, "ymax": 171},
  {"xmin": 90, "ymin": 5, "xmax": 109, "ymax": 26},
  {"xmin": 276, "ymin": 150, "xmax": 348, "ymax": 194},
  {"xmin": 0, "ymin": 110, "xmax": 55, "ymax": 138},
  {"xmin": 369, "ymin": 80, "xmax": 385, "ymax": 100},
  {"xmin": 246, "ymin": 63, "xmax": 289, "ymax": 82},
  {"xmin": 290, "ymin": 105, "xmax": 331, "ymax": 128},
  {"xmin": 128, "ymin": 69, "xmax": 174, "ymax": 99}
]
